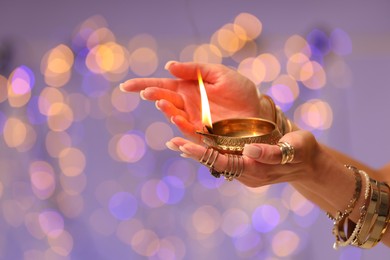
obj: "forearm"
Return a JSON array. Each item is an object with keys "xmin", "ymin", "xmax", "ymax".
[
  {"xmin": 259, "ymin": 97, "xmax": 390, "ymax": 247},
  {"xmin": 291, "ymin": 144, "xmax": 390, "ymax": 247}
]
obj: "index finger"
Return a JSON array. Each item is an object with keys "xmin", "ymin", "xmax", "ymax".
[{"xmin": 120, "ymin": 78, "xmax": 179, "ymax": 92}]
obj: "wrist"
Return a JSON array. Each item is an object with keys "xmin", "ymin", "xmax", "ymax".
[{"xmin": 291, "ymin": 145, "xmax": 354, "ymax": 206}]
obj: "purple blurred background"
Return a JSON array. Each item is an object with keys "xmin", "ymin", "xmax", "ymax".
[{"xmin": 1, "ymin": 0, "xmax": 390, "ymax": 259}]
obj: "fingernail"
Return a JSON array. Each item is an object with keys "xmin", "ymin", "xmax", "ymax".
[
  {"xmin": 179, "ymin": 145, "xmax": 191, "ymax": 155},
  {"xmin": 140, "ymin": 90, "xmax": 147, "ymax": 100},
  {"xmin": 119, "ymin": 83, "xmax": 126, "ymax": 92},
  {"xmin": 164, "ymin": 60, "xmax": 176, "ymax": 70},
  {"xmin": 155, "ymin": 101, "xmax": 161, "ymax": 110},
  {"xmin": 243, "ymin": 144, "xmax": 261, "ymax": 158},
  {"xmin": 170, "ymin": 116, "xmax": 176, "ymax": 125},
  {"xmin": 166, "ymin": 141, "xmax": 180, "ymax": 151},
  {"xmin": 180, "ymin": 153, "xmax": 190, "ymax": 158}
]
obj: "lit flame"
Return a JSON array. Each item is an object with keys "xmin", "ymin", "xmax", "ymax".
[{"xmin": 197, "ymin": 68, "xmax": 213, "ymax": 131}]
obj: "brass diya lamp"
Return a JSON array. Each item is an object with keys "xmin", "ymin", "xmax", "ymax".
[
  {"xmin": 195, "ymin": 69, "xmax": 282, "ymax": 155},
  {"xmin": 196, "ymin": 117, "xmax": 281, "ymax": 154}
]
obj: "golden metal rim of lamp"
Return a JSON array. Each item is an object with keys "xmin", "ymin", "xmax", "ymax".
[{"xmin": 196, "ymin": 117, "xmax": 282, "ymax": 154}]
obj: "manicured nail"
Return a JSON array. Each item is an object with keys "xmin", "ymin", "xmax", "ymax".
[
  {"xmin": 140, "ymin": 90, "xmax": 147, "ymax": 100},
  {"xmin": 155, "ymin": 101, "xmax": 161, "ymax": 110},
  {"xmin": 166, "ymin": 141, "xmax": 180, "ymax": 151},
  {"xmin": 119, "ymin": 83, "xmax": 126, "ymax": 92},
  {"xmin": 180, "ymin": 153, "xmax": 190, "ymax": 158},
  {"xmin": 243, "ymin": 144, "xmax": 261, "ymax": 159},
  {"xmin": 179, "ymin": 145, "xmax": 191, "ymax": 156},
  {"xmin": 164, "ymin": 60, "xmax": 176, "ymax": 70},
  {"xmin": 170, "ymin": 116, "xmax": 176, "ymax": 125}
]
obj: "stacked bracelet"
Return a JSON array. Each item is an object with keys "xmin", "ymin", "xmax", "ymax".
[
  {"xmin": 259, "ymin": 94, "xmax": 292, "ymax": 136},
  {"xmin": 329, "ymin": 165, "xmax": 366, "ymax": 249},
  {"xmin": 327, "ymin": 165, "xmax": 362, "ymax": 222},
  {"xmin": 357, "ymin": 180, "xmax": 390, "ymax": 248},
  {"xmin": 330, "ymin": 166, "xmax": 390, "ymax": 249},
  {"xmin": 275, "ymin": 106, "xmax": 292, "ymax": 135}
]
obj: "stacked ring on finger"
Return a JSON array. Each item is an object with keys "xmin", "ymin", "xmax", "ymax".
[
  {"xmin": 199, "ymin": 147, "xmax": 220, "ymax": 177},
  {"xmin": 223, "ymin": 154, "xmax": 244, "ymax": 181},
  {"xmin": 277, "ymin": 141, "xmax": 295, "ymax": 164},
  {"xmin": 199, "ymin": 147, "xmax": 244, "ymax": 181}
]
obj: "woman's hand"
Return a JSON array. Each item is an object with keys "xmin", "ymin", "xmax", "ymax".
[
  {"xmin": 120, "ymin": 61, "xmax": 274, "ymax": 142},
  {"xmin": 166, "ymin": 130, "xmax": 322, "ymax": 188}
]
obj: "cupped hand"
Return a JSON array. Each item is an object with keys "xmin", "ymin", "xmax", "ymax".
[
  {"xmin": 120, "ymin": 61, "xmax": 273, "ymax": 142},
  {"xmin": 166, "ymin": 130, "xmax": 322, "ymax": 188}
]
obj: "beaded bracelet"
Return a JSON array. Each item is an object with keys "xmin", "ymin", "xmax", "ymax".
[
  {"xmin": 331, "ymin": 169, "xmax": 369, "ymax": 249},
  {"xmin": 350, "ymin": 178, "xmax": 379, "ymax": 246},
  {"xmin": 330, "ymin": 167, "xmax": 390, "ymax": 249},
  {"xmin": 327, "ymin": 165, "xmax": 362, "ymax": 222}
]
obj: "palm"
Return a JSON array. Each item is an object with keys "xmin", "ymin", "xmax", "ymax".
[
  {"xmin": 122, "ymin": 62, "xmax": 273, "ymax": 141},
  {"xmin": 175, "ymin": 68, "xmax": 261, "ymax": 129}
]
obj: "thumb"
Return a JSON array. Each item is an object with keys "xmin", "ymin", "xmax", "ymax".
[{"xmin": 242, "ymin": 143, "xmax": 283, "ymax": 165}]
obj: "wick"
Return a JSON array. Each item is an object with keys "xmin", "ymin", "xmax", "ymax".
[{"xmin": 204, "ymin": 125, "xmax": 214, "ymax": 134}]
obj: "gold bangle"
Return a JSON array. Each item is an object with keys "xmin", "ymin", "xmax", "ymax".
[
  {"xmin": 380, "ymin": 183, "xmax": 390, "ymax": 240},
  {"xmin": 358, "ymin": 181, "xmax": 390, "ymax": 248},
  {"xmin": 276, "ymin": 106, "xmax": 292, "ymax": 135},
  {"xmin": 351, "ymin": 178, "xmax": 380, "ymax": 246},
  {"xmin": 330, "ymin": 168, "xmax": 390, "ymax": 249},
  {"xmin": 333, "ymin": 213, "xmax": 364, "ymax": 249},
  {"xmin": 331, "ymin": 169, "xmax": 370, "ymax": 249}
]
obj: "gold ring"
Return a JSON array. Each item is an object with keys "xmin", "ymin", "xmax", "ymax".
[
  {"xmin": 200, "ymin": 147, "xmax": 221, "ymax": 178},
  {"xmin": 199, "ymin": 147, "xmax": 219, "ymax": 168},
  {"xmin": 223, "ymin": 154, "xmax": 244, "ymax": 181},
  {"xmin": 277, "ymin": 141, "xmax": 295, "ymax": 164},
  {"xmin": 199, "ymin": 147, "xmax": 244, "ymax": 181}
]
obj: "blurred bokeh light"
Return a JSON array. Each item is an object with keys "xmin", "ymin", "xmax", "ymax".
[{"xmin": 0, "ymin": 5, "xmax": 381, "ymax": 259}]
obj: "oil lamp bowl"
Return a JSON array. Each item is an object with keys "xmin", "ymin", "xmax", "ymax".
[{"xmin": 196, "ymin": 117, "xmax": 282, "ymax": 154}]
